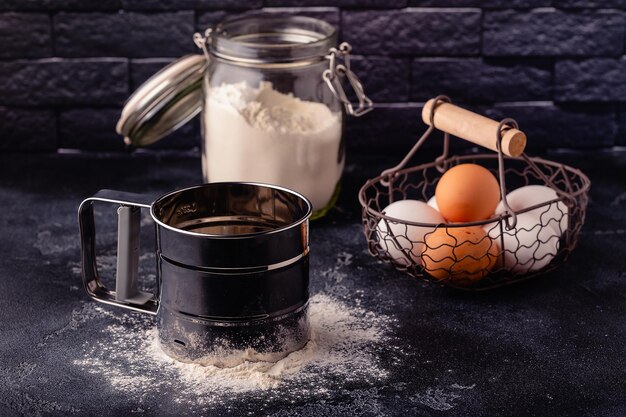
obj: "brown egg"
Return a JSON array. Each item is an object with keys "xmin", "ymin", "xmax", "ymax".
[
  {"xmin": 421, "ymin": 226, "xmax": 499, "ymax": 286},
  {"xmin": 435, "ymin": 163, "xmax": 500, "ymax": 222}
]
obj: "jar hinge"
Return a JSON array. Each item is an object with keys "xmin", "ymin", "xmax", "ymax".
[
  {"xmin": 323, "ymin": 42, "xmax": 373, "ymax": 117},
  {"xmin": 193, "ymin": 28, "xmax": 213, "ymax": 62}
]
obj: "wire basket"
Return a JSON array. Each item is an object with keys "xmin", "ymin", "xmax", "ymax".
[{"xmin": 358, "ymin": 96, "xmax": 591, "ymax": 290}]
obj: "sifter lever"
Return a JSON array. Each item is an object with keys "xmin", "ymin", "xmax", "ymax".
[{"xmin": 115, "ymin": 205, "xmax": 152, "ymax": 305}]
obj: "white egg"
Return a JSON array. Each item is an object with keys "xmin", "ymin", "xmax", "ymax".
[
  {"xmin": 484, "ymin": 212, "xmax": 560, "ymax": 274},
  {"xmin": 496, "ymin": 185, "xmax": 568, "ymax": 236},
  {"xmin": 377, "ymin": 200, "xmax": 445, "ymax": 266},
  {"xmin": 427, "ymin": 195, "xmax": 439, "ymax": 211}
]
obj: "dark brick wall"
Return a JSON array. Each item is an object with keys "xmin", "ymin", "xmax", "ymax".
[{"xmin": 0, "ymin": 1, "xmax": 624, "ymax": 154}]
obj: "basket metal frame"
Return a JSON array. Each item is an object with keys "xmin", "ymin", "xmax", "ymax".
[{"xmin": 358, "ymin": 96, "xmax": 591, "ymax": 291}]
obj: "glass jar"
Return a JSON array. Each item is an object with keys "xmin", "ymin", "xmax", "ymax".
[
  {"xmin": 196, "ymin": 16, "xmax": 371, "ymax": 217},
  {"xmin": 116, "ymin": 15, "xmax": 372, "ymax": 219}
]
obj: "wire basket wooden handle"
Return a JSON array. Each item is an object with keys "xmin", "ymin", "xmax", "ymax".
[{"xmin": 422, "ymin": 99, "xmax": 527, "ymax": 157}]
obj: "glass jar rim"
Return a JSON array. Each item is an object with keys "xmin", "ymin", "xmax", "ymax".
[{"xmin": 209, "ymin": 15, "xmax": 338, "ymax": 64}]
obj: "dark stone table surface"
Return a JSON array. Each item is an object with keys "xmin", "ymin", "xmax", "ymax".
[{"xmin": 0, "ymin": 149, "xmax": 624, "ymax": 417}]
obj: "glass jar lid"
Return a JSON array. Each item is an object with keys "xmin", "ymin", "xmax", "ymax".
[
  {"xmin": 210, "ymin": 15, "xmax": 337, "ymax": 64},
  {"xmin": 116, "ymin": 54, "xmax": 207, "ymax": 147}
]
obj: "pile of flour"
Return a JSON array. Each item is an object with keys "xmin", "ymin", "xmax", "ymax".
[
  {"xmin": 203, "ymin": 81, "xmax": 343, "ymax": 211},
  {"xmin": 72, "ymin": 293, "xmax": 392, "ymax": 406}
]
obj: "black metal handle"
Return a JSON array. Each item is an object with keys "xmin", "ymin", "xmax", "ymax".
[{"xmin": 78, "ymin": 189, "xmax": 158, "ymax": 315}]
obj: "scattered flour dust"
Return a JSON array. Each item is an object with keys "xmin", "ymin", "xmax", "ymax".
[{"xmin": 73, "ymin": 293, "xmax": 392, "ymax": 406}]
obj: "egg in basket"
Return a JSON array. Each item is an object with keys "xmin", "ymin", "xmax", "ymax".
[{"xmin": 358, "ymin": 96, "xmax": 591, "ymax": 290}]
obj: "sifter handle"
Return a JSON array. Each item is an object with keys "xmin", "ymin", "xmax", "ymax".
[
  {"xmin": 422, "ymin": 99, "xmax": 527, "ymax": 157},
  {"xmin": 78, "ymin": 190, "xmax": 158, "ymax": 315}
]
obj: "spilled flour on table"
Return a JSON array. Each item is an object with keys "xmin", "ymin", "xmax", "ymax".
[{"xmin": 72, "ymin": 293, "xmax": 392, "ymax": 406}]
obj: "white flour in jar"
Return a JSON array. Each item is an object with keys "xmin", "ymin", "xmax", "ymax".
[{"xmin": 203, "ymin": 81, "xmax": 343, "ymax": 211}]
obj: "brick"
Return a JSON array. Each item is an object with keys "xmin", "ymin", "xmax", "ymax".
[
  {"xmin": 0, "ymin": 58, "xmax": 128, "ymax": 106},
  {"xmin": 130, "ymin": 58, "xmax": 175, "ymax": 90},
  {"xmin": 344, "ymin": 104, "xmax": 425, "ymax": 154},
  {"xmin": 373, "ymin": 101, "xmax": 616, "ymax": 152},
  {"xmin": 555, "ymin": 58, "xmax": 626, "ymax": 102},
  {"xmin": 342, "ymin": 9, "xmax": 481, "ymax": 56},
  {"xmin": 59, "ymin": 0, "xmax": 121, "ymax": 9},
  {"xmin": 55, "ymin": 12, "xmax": 195, "ymax": 58},
  {"xmin": 484, "ymin": 103, "xmax": 616, "ymax": 149},
  {"xmin": 257, "ymin": 7, "xmax": 340, "ymax": 28},
  {"xmin": 554, "ymin": 0, "xmax": 626, "ymax": 7},
  {"xmin": 59, "ymin": 107, "xmax": 200, "ymax": 150},
  {"xmin": 411, "ymin": 0, "xmax": 549, "ymax": 6},
  {"xmin": 0, "ymin": 107, "xmax": 56, "ymax": 151},
  {"xmin": 350, "ymin": 56, "xmax": 410, "ymax": 103},
  {"xmin": 411, "ymin": 58, "xmax": 551, "ymax": 102},
  {"xmin": 617, "ymin": 105, "xmax": 626, "ymax": 146},
  {"xmin": 197, "ymin": 9, "xmax": 340, "ymax": 33},
  {"xmin": 265, "ymin": 0, "xmax": 406, "ymax": 7},
  {"xmin": 484, "ymin": 10, "xmax": 625, "ymax": 57},
  {"xmin": 59, "ymin": 108, "xmax": 125, "ymax": 150},
  {"xmin": 121, "ymin": 0, "xmax": 196, "ymax": 10},
  {"xmin": 0, "ymin": 0, "xmax": 121, "ymax": 11},
  {"xmin": 196, "ymin": 0, "xmax": 262, "ymax": 9},
  {"xmin": 0, "ymin": 13, "xmax": 51, "ymax": 58},
  {"xmin": 345, "ymin": 103, "xmax": 479, "ymax": 155},
  {"xmin": 196, "ymin": 11, "xmax": 230, "ymax": 32}
]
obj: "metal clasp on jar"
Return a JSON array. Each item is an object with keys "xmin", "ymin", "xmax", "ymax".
[
  {"xmin": 193, "ymin": 28, "xmax": 212, "ymax": 61},
  {"xmin": 323, "ymin": 42, "xmax": 373, "ymax": 117}
]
